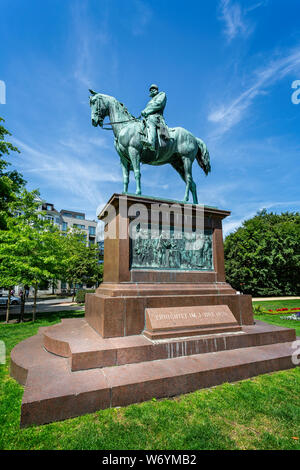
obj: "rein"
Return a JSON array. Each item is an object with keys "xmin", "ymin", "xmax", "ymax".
[{"xmin": 102, "ymin": 115, "xmax": 141, "ymax": 130}]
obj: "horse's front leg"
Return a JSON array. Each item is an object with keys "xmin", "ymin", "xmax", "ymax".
[{"xmin": 128, "ymin": 147, "xmax": 141, "ymax": 195}]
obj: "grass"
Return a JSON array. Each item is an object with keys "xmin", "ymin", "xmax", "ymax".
[
  {"xmin": 253, "ymin": 299, "xmax": 300, "ymax": 310},
  {"xmin": 0, "ymin": 304, "xmax": 299, "ymax": 450},
  {"xmin": 253, "ymin": 299, "xmax": 300, "ymax": 336}
]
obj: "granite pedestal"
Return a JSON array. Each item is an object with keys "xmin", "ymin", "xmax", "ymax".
[
  {"xmin": 85, "ymin": 194, "xmax": 254, "ymax": 338},
  {"xmin": 10, "ymin": 194, "xmax": 298, "ymax": 426}
]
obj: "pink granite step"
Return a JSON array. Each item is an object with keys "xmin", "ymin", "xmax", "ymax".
[
  {"xmin": 41, "ymin": 318, "xmax": 296, "ymax": 371},
  {"xmin": 10, "ymin": 333, "xmax": 297, "ymax": 427}
]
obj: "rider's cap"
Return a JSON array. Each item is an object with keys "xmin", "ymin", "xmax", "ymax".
[{"xmin": 149, "ymin": 84, "xmax": 159, "ymax": 91}]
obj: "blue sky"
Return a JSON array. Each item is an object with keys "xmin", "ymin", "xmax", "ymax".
[{"xmin": 1, "ymin": 0, "xmax": 300, "ymax": 236}]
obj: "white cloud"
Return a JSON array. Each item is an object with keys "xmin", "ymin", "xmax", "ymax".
[
  {"xmin": 132, "ymin": 0, "xmax": 153, "ymax": 36},
  {"xmin": 219, "ymin": 0, "xmax": 250, "ymax": 42},
  {"xmin": 60, "ymin": 136, "xmax": 111, "ymax": 154},
  {"xmin": 12, "ymin": 137, "xmax": 122, "ymax": 212},
  {"xmin": 218, "ymin": 0, "xmax": 268, "ymax": 42},
  {"xmin": 208, "ymin": 47, "xmax": 300, "ymax": 137},
  {"xmin": 245, "ymin": 1, "xmax": 268, "ymax": 14},
  {"xmin": 71, "ymin": 1, "xmax": 116, "ymax": 91}
]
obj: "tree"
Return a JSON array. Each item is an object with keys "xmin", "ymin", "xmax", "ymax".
[
  {"xmin": 224, "ymin": 210, "xmax": 300, "ymax": 297},
  {"xmin": 0, "ymin": 117, "xmax": 25, "ymax": 230},
  {"xmin": 0, "ymin": 118, "xmax": 102, "ymax": 319},
  {"xmin": 0, "ymin": 191, "xmax": 66, "ymax": 322},
  {"xmin": 62, "ymin": 230, "xmax": 103, "ymax": 301}
]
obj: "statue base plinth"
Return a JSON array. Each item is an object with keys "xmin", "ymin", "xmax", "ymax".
[
  {"xmin": 10, "ymin": 194, "xmax": 297, "ymax": 427},
  {"xmin": 85, "ymin": 193, "xmax": 254, "ymax": 338}
]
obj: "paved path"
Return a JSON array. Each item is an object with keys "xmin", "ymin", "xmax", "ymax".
[
  {"xmin": 2, "ymin": 296, "xmax": 299, "ymax": 318},
  {"xmin": 252, "ymin": 296, "xmax": 300, "ymax": 301},
  {"xmin": 0, "ymin": 298, "xmax": 84, "ymax": 317}
]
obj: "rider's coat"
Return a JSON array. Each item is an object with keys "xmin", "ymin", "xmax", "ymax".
[
  {"xmin": 142, "ymin": 91, "xmax": 167, "ymax": 117},
  {"xmin": 142, "ymin": 92, "xmax": 169, "ymax": 146}
]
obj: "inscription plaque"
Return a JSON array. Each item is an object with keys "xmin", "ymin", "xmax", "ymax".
[{"xmin": 143, "ymin": 305, "xmax": 242, "ymax": 340}]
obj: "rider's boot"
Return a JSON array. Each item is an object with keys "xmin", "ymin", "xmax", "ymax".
[{"xmin": 142, "ymin": 124, "xmax": 156, "ymax": 153}]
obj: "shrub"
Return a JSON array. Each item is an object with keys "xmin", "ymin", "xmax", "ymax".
[
  {"xmin": 253, "ymin": 305, "xmax": 264, "ymax": 315},
  {"xmin": 224, "ymin": 210, "xmax": 300, "ymax": 296},
  {"xmin": 75, "ymin": 289, "xmax": 95, "ymax": 304}
]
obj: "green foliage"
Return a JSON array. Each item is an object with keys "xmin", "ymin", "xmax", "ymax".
[
  {"xmin": 253, "ymin": 305, "xmax": 264, "ymax": 315},
  {"xmin": 61, "ymin": 231, "xmax": 103, "ymax": 289},
  {"xmin": 0, "ymin": 117, "xmax": 26, "ymax": 230},
  {"xmin": 75, "ymin": 289, "xmax": 96, "ymax": 304},
  {"xmin": 0, "ymin": 192, "xmax": 63, "ymax": 288},
  {"xmin": 224, "ymin": 210, "xmax": 300, "ymax": 296},
  {"xmin": 0, "ymin": 118, "xmax": 102, "ymax": 320},
  {"xmin": 0, "ymin": 190, "xmax": 70, "ymax": 321}
]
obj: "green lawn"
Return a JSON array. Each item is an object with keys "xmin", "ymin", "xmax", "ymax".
[
  {"xmin": 0, "ymin": 306, "xmax": 299, "ymax": 450},
  {"xmin": 253, "ymin": 299, "xmax": 300, "ymax": 310},
  {"xmin": 253, "ymin": 299, "xmax": 300, "ymax": 336}
]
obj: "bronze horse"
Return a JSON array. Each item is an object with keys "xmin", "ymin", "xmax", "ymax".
[{"xmin": 89, "ymin": 91, "xmax": 211, "ymax": 203}]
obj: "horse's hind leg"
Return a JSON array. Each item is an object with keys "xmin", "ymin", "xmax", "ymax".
[
  {"xmin": 190, "ymin": 180, "xmax": 198, "ymax": 204},
  {"xmin": 171, "ymin": 158, "xmax": 197, "ymax": 204},
  {"xmin": 128, "ymin": 147, "xmax": 141, "ymax": 195},
  {"xmin": 120, "ymin": 156, "xmax": 130, "ymax": 193},
  {"xmin": 182, "ymin": 156, "xmax": 198, "ymax": 204}
]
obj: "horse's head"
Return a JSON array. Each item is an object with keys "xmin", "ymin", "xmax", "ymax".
[{"xmin": 89, "ymin": 90, "xmax": 108, "ymax": 128}]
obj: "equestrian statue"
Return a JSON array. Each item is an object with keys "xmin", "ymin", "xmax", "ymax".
[{"xmin": 89, "ymin": 84, "xmax": 211, "ymax": 204}]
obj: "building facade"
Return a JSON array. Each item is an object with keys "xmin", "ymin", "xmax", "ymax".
[
  {"xmin": 0, "ymin": 197, "xmax": 104, "ymax": 297},
  {"xmin": 37, "ymin": 199, "xmax": 98, "ymax": 248},
  {"xmin": 39, "ymin": 199, "xmax": 102, "ymax": 294}
]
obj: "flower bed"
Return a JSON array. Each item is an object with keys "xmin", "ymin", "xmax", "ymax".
[
  {"xmin": 267, "ymin": 308, "xmax": 300, "ymax": 315},
  {"xmin": 280, "ymin": 313, "xmax": 300, "ymax": 321},
  {"xmin": 254, "ymin": 306, "xmax": 300, "ymax": 316}
]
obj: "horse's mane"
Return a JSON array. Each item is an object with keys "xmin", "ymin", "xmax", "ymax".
[
  {"xmin": 115, "ymin": 99, "xmax": 135, "ymax": 119},
  {"xmin": 102, "ymin": 93, "xmax": 136, "ymax": 120}
]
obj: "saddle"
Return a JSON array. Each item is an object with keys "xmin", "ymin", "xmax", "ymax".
[
  {"xmin": 157, "ymin": 120, "xmax": 171, "ymax": 146},
  {"xmin": 141, "ymin": 116, "xmax": 171, "ymax": 150}
]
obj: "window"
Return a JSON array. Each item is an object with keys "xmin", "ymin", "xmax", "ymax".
[
  {"xmin": 88, "ymin": 226, "xmax": 96, "ymax": 235},
  {"xmin": 46, "ymin": 204, "xmax": 53, "ymax": 211},
  {"xmin": 62, "ymin": 222, "xmax": 68, "ymax": 231},
  {"xmin": 98, "ymin": 241, "xmax": 104, "ymax": 255},
  {"xmin": 75, "ymin": 215, "xmax": 84, "ymax": 220},
  {"xmin": 73, "ymin": 224, "xmax": 85, "ymax": 230}
]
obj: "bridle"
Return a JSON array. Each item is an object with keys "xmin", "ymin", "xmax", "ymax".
[{"xmin": 92, "ymin": 95, "xmax": 140, "ymax": 130}]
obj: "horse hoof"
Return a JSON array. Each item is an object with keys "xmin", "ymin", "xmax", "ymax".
[{"xmin": 136, "ymin": 190, "xmax": 141, "ymax": 195}]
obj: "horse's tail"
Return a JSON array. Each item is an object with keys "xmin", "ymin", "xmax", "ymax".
[{"xmin": 196, "ymin": 138, "xmax": 211, "ymax": 175}]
